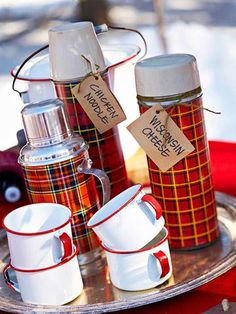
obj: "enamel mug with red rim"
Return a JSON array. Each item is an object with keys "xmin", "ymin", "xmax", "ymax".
[
  {"xmin": 3, "ymin": 247, "xmax": 83, "ymax": 305},
  {"xmin": 101, "ymin": 227, "xmax": 172, "ymax": 291},
  {"xmin": 3, "ymin": 203, "xmax": 73, "ymax": 270},
  {"xmin": 87, "ymin": 184, "xmax": 164, "ymax": 251}
]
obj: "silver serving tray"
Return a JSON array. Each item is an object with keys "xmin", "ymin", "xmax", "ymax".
[{"xmin": 0, "ymin": 192, "xmax": 235, "ymax": 313}]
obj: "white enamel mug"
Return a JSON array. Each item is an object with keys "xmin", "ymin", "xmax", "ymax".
[
  {"xmin": 101, "ymin": 227, "xmax": 172, "ymax": 291},
  {"xmin": 3, "ymin": 247, "xmax": 83, "ymax": 305},
  {"xmin": 87, "ymin": 184, "xmax": 164, "ymax": 251},
  {"xmin": 49, "ymin": 21, "xmax": 106, "ymax": 81},
  {"xmin": 3, "ymin": 203, "xmax": 73, "ymax": 270}
]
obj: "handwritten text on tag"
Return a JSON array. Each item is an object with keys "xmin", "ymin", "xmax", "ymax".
[
  {"xmin": 71, "ymin": 75, "xmax": 126, "ymax": 134},
  {"xmin": 127, "ymin": 104, "xmax": 195, "ymax": 172}
]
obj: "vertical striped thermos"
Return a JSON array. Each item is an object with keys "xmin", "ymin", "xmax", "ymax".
[
  {"xmin": 135, "ymin": 54, "xmax": 219, "ymax": 249},
  {"xmin": 48, "ymin": 22, "xmax": 129, "ymax": 202}
]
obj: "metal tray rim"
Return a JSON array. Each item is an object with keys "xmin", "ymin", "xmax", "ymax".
[{"xmin": 0, "ymin": 191, "xmax": 235, "ymax": 313}]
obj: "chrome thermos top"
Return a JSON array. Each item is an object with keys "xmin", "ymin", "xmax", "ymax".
[
  {"xmin": 19, "ymin": 99, "xmax": 88, "ymax": 166},
  {"xmin": 21, "ymin": 98, "xmax": 72, "ymax": 147}
]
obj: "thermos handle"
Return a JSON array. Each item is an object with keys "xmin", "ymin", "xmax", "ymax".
[
  {"xmin": 141, "ymin": 194, "xmax": 162, "ymax": 219},
  {"xmin": 77, "ymin": 158, "xmax": 111, "ymax": 206},
  {"xmin": 3, "ymin": 263, "xmax": 20, "ymax": 293},
  {"xmin": 153, "ymin": 251, "xmax": 170, "ymax": 278}
]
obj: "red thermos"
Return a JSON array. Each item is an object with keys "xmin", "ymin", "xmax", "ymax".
[
  {"xmin": 135, "ymin": 54, "xmax": 219, "ymax": 249},
  {"xmin": 48, "ymin": 22, "xmax": 129, "ymax": 201}
]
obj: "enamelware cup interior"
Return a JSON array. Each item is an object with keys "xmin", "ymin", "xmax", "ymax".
[
  {"xmin": 101, "ymin": 227, "xmax": 168, "ymax": 254},
  {"xmin": 88, "ymin": 184, "xmax": 141, "ymax": 226},
  {"xmin": 142, "ymin": 228, "xmax": 167, "ymax": 249},
  {"xmin": 4, "ymin": 203, "xmax": 71, "ymax": 234}
]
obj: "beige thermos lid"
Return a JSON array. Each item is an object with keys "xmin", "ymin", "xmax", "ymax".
[{"xmin": 135, "ymin": 54, "xmax": 201, "ymax": 98}]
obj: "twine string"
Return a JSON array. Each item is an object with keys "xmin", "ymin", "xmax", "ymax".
[
  {"xmin": 78, "ymin": 54, "xmax": 100, "ymax": 92},
  {"xmin": 138, "ymin": 99, "xmax": 221, "ymax": 146}
]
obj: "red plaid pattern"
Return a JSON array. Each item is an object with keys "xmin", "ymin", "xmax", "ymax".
[
  {"xmin": 140, "ymin": 97, "xmax": 219, "ymax": 249},
  {"xmin": 54, "ymin": 73, "xmax": 129, "ymax": 200},
  {"xmin": 22, "ymin": 152, "xmax": 100, "ymax": 254}
]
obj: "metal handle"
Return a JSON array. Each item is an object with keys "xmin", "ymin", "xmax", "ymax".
[
  {"xmin": 107, "ymin": 25, "xmax": 147, "ymax": 62},
  {"xmin": 141, "ymin": 194, "xmax": 162, "ymax": 219},
  {"xmin": 12, "ymin": 24, "xmax": 108, "ymax": 98},
  {"xmin": 3, "ymin": 263, "xmax": 20, "ymax": 293},
  {"xmin": 153, "ymin": 250, "xmax": 170, "ymax": 278},
  {"xmin": 77, "ymin": 158, "xmax": 110, "ymax": 206}
]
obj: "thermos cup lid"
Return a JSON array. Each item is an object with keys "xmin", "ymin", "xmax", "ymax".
[
  {"xmin": 48, "ymin": 21, "xmax": 106, "ymax": 81},
  {"xmin": 135, "ymin": 54, "xmax": 201, "ymax": 98},
  {"xmin": 21, "ymin": 99, "xmax": 72, "ymax": 146}
]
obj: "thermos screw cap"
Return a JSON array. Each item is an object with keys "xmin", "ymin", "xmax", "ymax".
[
  {"xmin": 21, "ymin": 99, "xmax": 71, "ymax": 147},
  {"xmin": 135, "ymin": 54, "xmax": 201, "ymax": 98}
]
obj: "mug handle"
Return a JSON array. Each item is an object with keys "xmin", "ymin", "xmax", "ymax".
[
  {"xmin": 3, "ymin": 263, "xmax": 20, "ymax": 293},
  {"xmin": 55, "ymin": 232, "xmax": 73, "ymax": 262},
  {"xmin": 153, "ymin": 250, "xmax": 170, "ymax": 278},
  {"xmin": 77, "ymin": 158, "xmax": 111, "ymax": 206},
  {"xmin": 141, "ymin": 194, "xmax": 162, "ymax": 219}
]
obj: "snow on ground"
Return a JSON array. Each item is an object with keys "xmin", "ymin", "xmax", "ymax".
[{"xmin": 0, "ymin": 1, "xmax": 236, "ymax": 154}]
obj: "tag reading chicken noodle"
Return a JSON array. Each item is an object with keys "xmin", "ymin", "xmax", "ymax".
[{"xmin": 71, "ymin": 75, "xmax": 126, "ymax": 134}]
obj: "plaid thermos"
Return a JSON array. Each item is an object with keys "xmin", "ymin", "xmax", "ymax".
[
  {"xmin": 135, "ymin": 54, "xmax": 219, "ymax": 249},
  {"xmin": 48, "ymin": 22, "xmax": 129, "ymax": 201},
  {"xmin": 18, "ymin": 99, "xmax": 110, "ymax": 265}
]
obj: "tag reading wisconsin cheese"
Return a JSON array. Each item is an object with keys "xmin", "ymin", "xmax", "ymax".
[
  {"xmin": 71, "ymin": 75, "xmax": 126, "ymax": 134},
  {"xmin": 127, "ymin": 104, "xmax": 195, "ymax": 172}
]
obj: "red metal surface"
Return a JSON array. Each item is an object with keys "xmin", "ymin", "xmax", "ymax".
[{"xmin": 54, "ymin": 73, "xmax": 130, "ymax": 201}]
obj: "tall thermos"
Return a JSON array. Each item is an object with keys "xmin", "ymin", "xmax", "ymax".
[
  {"xmin": 48, "ymin": 22, "xmax": 129, "ymax": 201},
  {"xmin": 134, "ymin": 54, "xmax": 219, "ymax": 249}
]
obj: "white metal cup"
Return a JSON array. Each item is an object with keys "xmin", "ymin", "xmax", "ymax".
[
  {"xmin": 87, "ymin": 184, "xmax": 164, "ymax": 251},
  {"xmin": 3, "ymin": 247, "xmax": 83, "ymax": 305},
  {"xmin": 48, "ymin": 21, "xmax": 106, "ymax": 81},
  {"xmin": 101, "ymin": 227, "xmax": 172, "ymax": 291},
  {"xmin": 3, "ymin": 203, "xmax": 74, "ymax": 270}
]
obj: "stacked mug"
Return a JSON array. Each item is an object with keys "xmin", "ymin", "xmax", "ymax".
[
  {"xmin": 3, "ymin": 203, "xmax": 83, "ymax": 305},
  {"xmin": 88, "ymin": 184, "xmax": 172, "ymax": 291}
]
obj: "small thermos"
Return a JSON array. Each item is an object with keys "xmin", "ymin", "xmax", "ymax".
[
  {"xmin": 18, "ymin": 99, "xmax": 110, "ymax": 265},
  {"xmin": 135, "ymin": 54, "xmax": 219, "ymax": 249}
]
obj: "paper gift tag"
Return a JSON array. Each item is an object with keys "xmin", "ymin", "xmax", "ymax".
[
  {"xmin": 127, "ymin": 104, "xmax": 195, "ymax": 172},
  {"xmin": 71, "ymin": 75, "xmax": 126, "ymax": 134}
]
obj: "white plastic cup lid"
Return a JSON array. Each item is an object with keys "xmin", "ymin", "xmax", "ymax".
[
  {"xmin": 135, "ymin": 54, "xmax": 201, "ymax": 98},
  {"xmin": 48, "ymin": 21, "xmax": 106, "ymax": 81}
]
